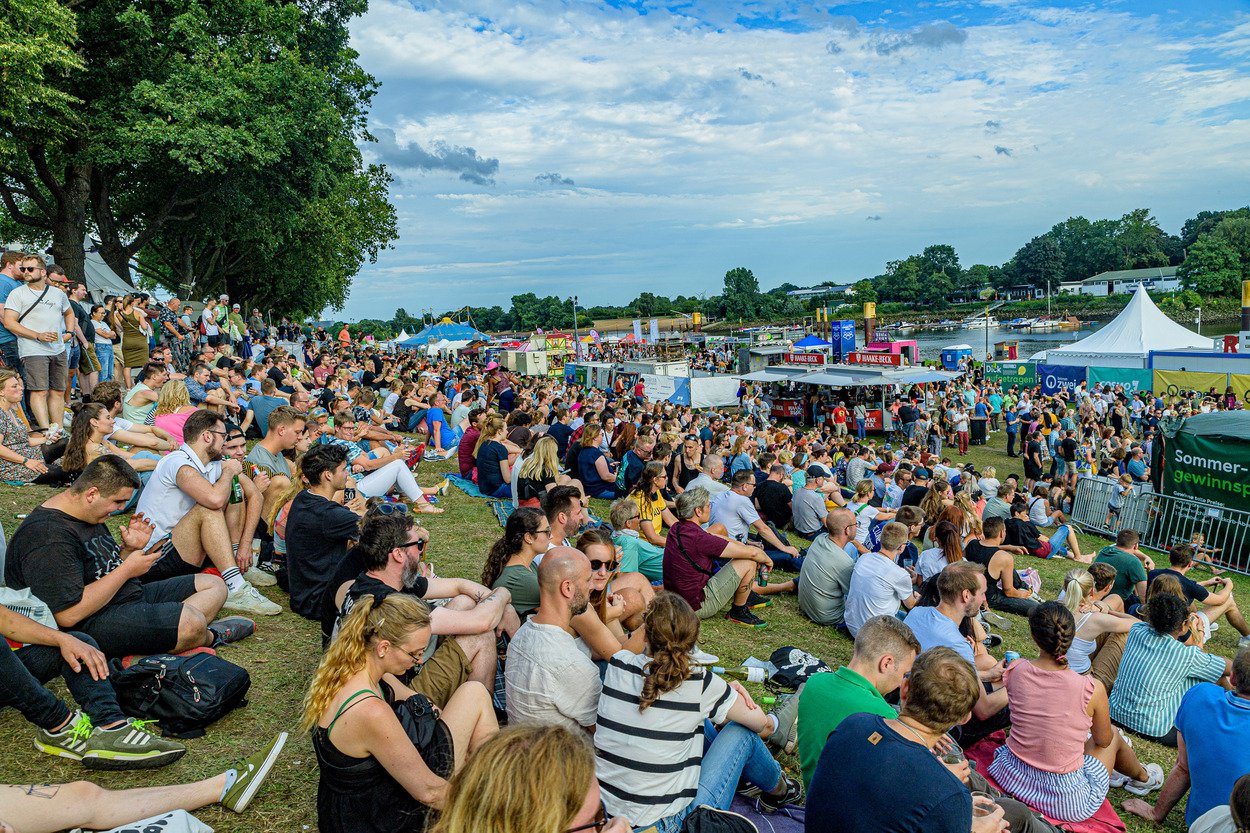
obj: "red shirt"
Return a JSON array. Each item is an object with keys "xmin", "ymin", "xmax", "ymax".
[
  {"xmin": 458, "ymin": 426, "xmax": 481, "ymax": 478},
  {"xmin": 833, "ymin": 407, "xmax": 848, "ymax": 424},
  {"xmin": 662, "ymin": 521, "xmax": 730, "ymax": 610}
]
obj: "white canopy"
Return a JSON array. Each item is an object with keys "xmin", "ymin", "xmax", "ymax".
[{"xmin": 1031, "ymin": 285, "xmax": 1214, "ymax": 368}]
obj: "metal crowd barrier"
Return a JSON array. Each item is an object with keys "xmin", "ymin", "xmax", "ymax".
[{"xmin": 1071, "ymin": 477, "xmax": 1250, "ymax": 575}]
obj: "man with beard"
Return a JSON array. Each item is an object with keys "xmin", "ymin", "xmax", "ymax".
[
  {"xmin": 325, "ymin": 513, "xmax": 519, "ymax": 708},
  {"xmin": 135, "ymin": 408, "xmax": 281, "ymax": 617},
  {"xmin": 504, "ymin": 546, "xmax": 601, "ymax": 731},
  {"xmin": 1, "ymin": 253, "xmax": 74, "ymax": 430}
]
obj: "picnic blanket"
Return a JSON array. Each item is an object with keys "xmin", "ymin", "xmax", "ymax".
[
  {"xmin": 445, "ymin": 474, "xmax": 488, "ymax": 499},
  {"xmin": 729, "ymin": 796, "xmax": 805, "ymax": 832},
  {"xmin": 965, "ymin": 733, "xmax": 1127, "ymax": 833}
]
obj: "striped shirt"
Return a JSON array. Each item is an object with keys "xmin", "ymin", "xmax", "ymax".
[
  {"xmin": 594, "ymin": 651, "xmax": 737, "ymax": 827},
  {"xmin": 1108, "ymin": 622, "xmax": 1227, "ymax": 738}
]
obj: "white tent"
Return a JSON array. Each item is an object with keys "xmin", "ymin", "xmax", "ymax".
[
  {"xmin": 1031, "ymin": 285, "xmax": 1214, "ymax": 368},
  {"xmin": 83, "ymin": 237, "xmax": 136, "ymax": 303}
]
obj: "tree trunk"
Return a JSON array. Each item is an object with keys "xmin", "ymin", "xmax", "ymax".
[{"xmin": 46, "ymin": 161, "xmax": 91, "ymax": 283}]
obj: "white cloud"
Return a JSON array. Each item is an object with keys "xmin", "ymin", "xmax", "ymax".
[{"xmin": 335, "ymin": 0, "xmax": 1250, "ymax": 315}]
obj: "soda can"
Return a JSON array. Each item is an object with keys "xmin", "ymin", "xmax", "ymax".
[{"xmin": 1003, "ymin": 651, "xmax": 1020, "ymax": 667}]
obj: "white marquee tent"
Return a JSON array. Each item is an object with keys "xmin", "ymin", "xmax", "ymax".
[{"xmin": 1030, "ymin": 285, "xmax": 1214, "ymax": 368}]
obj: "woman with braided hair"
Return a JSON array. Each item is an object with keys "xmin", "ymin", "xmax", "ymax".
[
  {"xmin": 482, "ymin": 507, "xmax": 549, "ymax": 620},
  {"xmin": 987, "ymin": 602, "xmax": 1163, "ymax": 822},
  {"xmin": 592, "ymin": 591, "xmax": 801, "ymax": 831}
]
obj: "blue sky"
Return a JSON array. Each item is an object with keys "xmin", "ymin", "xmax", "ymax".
[{"xmin": 338, "ymin": 0, "xmax": 1250, "ymax": 319}]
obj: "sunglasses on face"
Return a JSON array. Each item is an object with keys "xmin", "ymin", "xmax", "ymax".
[
  {"xmin": 589, "ymin": 558, "xmax": 619, "ymax": 573},
  {"xmin": 18, "ymin": 266, "xmax": 42, "ymax": 273},
  {"xmin": 565, "ymin": 802, "xmax": 608, "ymax": 833}
]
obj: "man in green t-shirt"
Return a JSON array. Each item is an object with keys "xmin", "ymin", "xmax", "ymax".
[
  {"xmin": 1093, "ymin": 528, "xmax": 1153, "ymax": 608},
  {"xmin": 795, "ymin": 615, "xmax": 920, "ymax": 790}
]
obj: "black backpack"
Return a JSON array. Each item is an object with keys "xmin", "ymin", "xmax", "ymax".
[
  {"xmin": 768, "ymin": 646, "xmax": 831, "ymax": 690},
  {"xmin": 109, "ymin": 652, "xmax": 251, "ymax": 738}
]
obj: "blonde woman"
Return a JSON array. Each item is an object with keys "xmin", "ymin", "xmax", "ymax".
[
  {"xmin": 953, "ymin": 490, "xmax": 984, "ymax": 538},
  {"xmin": 515, "ymin": 436, "xmax": 583, "ymax": 508},
  {"xmin": 152, "ymin": 380, "xmax": 199, "ymax": 445},
  {"xmin": 847, "ymin": 479, "xmax": 895, "ymax": 545},
  {"xmin": 1061, "ymin": 567, "xmax": 1138, "ymax": 692},
  {"xmin": 303, "ymin": 594, "xmax": 498, "ymax": 833},
  {"xmin": 431, "ymin": 724, "xmax": 630, "ymax": 833}
]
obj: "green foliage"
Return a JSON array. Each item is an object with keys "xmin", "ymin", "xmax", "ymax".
[
  {"xmin": 1178, "ymin": 235, "xmax": 1243, "ymax": 297},
  {"xmin": 1012, "ymin": 234, "xmax": 1065, "ymax": 292},
  {"xmin": 850, "ymin": 279, "xmax": 877, "ymax": 305},
  {"xmin": 0, "ymin": 0, "xmax": 82, "ymax": 134},
  {"xmin": 722, "ymin": 267, "xmax": 763, "ymax": 320},
  {"xmin": 1211, "ymin": 216, "xmax": 1250, "ymax": 279}
]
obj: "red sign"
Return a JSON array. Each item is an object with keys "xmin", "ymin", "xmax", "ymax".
[
  {"xmin": 783, "ymin": 352, "xmax": 825, "ymax": 366},
  {"xmin": 864, "ymin": 409, "xmax": 885, "ymax": 431},
  {"xmin": 847, "ymin": 351, "xmax": 902, "ymax": 366},
  {"xmin": 771, "ymin": 398, "xmax": 805, "ymax": 418}
]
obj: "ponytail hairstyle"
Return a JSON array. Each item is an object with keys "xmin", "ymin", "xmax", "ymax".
[
  {"xmin": 639, "ymin": 591, "xmax": 699, "ymax": 711},
  {"xmin": 1062, "ymin": 568, "xmax": 1094, "ymax": 617},
  {"xmin": 853, "ymin": 479, "xmax": 874, "ymax": 503},
  {"xmin": 481, "ymin": 507, "xmax": 545, "ymax": 587},
  {"xmin": 932, "ymin": 519, "xmax": 963, "ymax": 566},
  {"xmin": 474, "ymin": 416, "xmax": 506, "ymax": 456},
  {"xmin": 1028, "ymin": 601, "xmax": 1076, "ymax": 668},
  {"xmin": 630, "ymin": 461, "xmax": 667, "ymax": 502},
  {"xmin": 300, "ymin": 593, "xmax": 431, "ymax": 732}
]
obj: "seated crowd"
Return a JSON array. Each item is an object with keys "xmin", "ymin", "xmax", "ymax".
[{"xmin": 0, "ymin": 329, "xmax": 1246, "ymax": 833}]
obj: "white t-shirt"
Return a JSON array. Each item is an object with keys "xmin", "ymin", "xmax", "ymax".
[
  {"xmin": 685, "ymin": 473, "xmax": 729, "ymax": 498},
  {"xmin": 104, "ymin": 416, "xmax": 135, "ymax": 442},
  {"xmin": 504, "ymin": 620, "xmax": 601, "ymax": 732},
  {"xmin": 709, "ymin": 489, "xmax": 759, "ymax": 542},
  {"xmin": 917, "ymin": 546, "xmax": 949, "ymax": 581},
  {"xmin": 2, "ymin": 283, "xmax": 70, "ymax": 358},
  {"xmin": 135, "ymin": 444, "xmax": 223, "ymax": 542},
  {"xmin": 200, "ymin": 307, "xmax": 220, "ymax": 336},
  {"xmin": 845, "ymin": 552, "xmax": 914, "ymax": 636},
  {"xmin": 848, "ymin": 501, "xmax": 880, "ymax": 544}
]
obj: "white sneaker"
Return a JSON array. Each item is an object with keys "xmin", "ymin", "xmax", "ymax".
[
  {"xmin": 1124, "ymin": 762, "xmax": 1165, "ymax": 796},
  {"xmin": 690, "ymin": 645, "xmax": 719, "ymax": 665},
  {"xmin": 225, "ymin": 583, "xmax": 282, "ymax": 617},
  {"xmin": 1108, "ymin": 770, "xmax": 1131, "ymax": 789},
  {"xmin": 244, "ymin": 566, "xmax": 277, "ymax": 587}
]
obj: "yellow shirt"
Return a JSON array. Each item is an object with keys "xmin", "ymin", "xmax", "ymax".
[{"xmin": 633, "ymin": 492, "xmax": 667, "ymax": 536}]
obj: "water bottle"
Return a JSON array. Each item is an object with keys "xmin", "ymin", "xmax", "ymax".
[
  {"xmin": 228, "ymin": 475, "xmax": 243, "ymax": 504},
  {"xmin": 712, "ymin": 665, "xmax": 767, "ymax": 683}
]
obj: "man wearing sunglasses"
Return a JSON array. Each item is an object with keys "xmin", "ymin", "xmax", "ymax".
[
  {"xmin": 327, "ymin": 513, "xmax": 519, "ymax": 708},
  {"xmin": 1, "ymin": 254, "xmax": 74, "ymax": 431}
]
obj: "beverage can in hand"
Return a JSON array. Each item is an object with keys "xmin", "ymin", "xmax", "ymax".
[{"xmin": 1003, "ymin": 651, "xmax": 1020, "ymax": 667}]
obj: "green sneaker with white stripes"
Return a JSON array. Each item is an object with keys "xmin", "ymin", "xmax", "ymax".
[
  {"xmin": 34, "ymin": 711, "xmax": 93, "ymax": 761},
  {"xmin": 81, "ymin": 719, "xmax": 187, "ymax": 770}
]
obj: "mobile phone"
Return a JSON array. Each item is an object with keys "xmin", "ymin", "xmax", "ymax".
[{"xmin": 344, "ymin": 486, "xmax": 357, "ymax": 501}]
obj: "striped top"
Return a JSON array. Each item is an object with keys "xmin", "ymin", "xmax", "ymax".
[
  {"xmin": 1108, "ymin": 622, "xmax": 1227, "ymax": 738},
  {"xmin": 594, "ymin": 651, "xmax": 737, "ymax": 826}
]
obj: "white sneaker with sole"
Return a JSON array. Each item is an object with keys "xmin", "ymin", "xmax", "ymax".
[
  {"xmin": 225, "ymin": 583, "xmax": 282, "ymax": 616},
  {"xmin": 690, "ymin": 645, "xmax": 719, "ymax": 665},
  {"xmin": 244, "ymin": 567, "xmax": 277, "ymax": 587},
  {"xmin": 1124, "ymin": 762, "xmax": 1165, "ymax": 796}
]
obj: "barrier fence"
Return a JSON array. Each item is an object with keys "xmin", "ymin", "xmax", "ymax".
[{"xmin": 1071, "ymin": 477, "xmax": 1250, "ymax": 575}]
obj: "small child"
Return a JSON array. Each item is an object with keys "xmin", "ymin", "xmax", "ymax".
[
  {"xmin": 1105, "ymin": 473, "xmax": 1132, "ymax": 530},
  {"xmin": 1190, "ymin": 531, "xmax": 1225, "ymax": 575}
]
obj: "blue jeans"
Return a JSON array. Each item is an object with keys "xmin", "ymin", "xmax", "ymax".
[
  {"xmin": 855, "ymin": 418, "xmax": 866, "ymax": 439},
  {"xmin": 1048, "ymin": 524, "xmax": 1071, "ymax": 558},
  {"xmin": 95, "ymin": 341, "xmax": 115, "ymax": 382},
  {"xmin": 2, "ymin": 633, "xmax": 127, "ymax": 730},
  {"xmin": 654, "ymin": 721, "xmax": 782, "ymax": 833}
]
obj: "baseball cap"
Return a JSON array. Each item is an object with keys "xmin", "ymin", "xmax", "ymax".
[
  {"xmin": 232, "ymin": 303, "xmax": 240, "ymax": 310},
  {"xmin": 218, "ymin": 294, "xmax": 229, "ymax": 300},
  {"xmin": 914, "ymin": 467, "xmax": 932, "ymax": 480},
  {"xmin": 806, "ymin": 463, "xmax": 832, "ymax": 478},
  {"xmin": 875, "ymin": 462, "xmax": 894, "ymax": 475}
]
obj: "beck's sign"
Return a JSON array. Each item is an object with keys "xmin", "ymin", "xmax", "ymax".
[
  {"xmin": 783, "ymin": 352, "xmax": 825, "ymax": 366},
  {"xmin": 847, "ymin": 351, "xmax": 902, "ymax": 367}
]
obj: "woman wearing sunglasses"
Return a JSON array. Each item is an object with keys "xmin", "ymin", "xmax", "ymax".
[
  {"xmin": 570, "ymin": 529, "xmax": 647, "ymax": 661},
  {"xmin": 432, "ymin": 723, "xmax": 630, "ymax": 833}
]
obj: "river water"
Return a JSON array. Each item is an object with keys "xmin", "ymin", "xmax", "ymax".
[{"xmin": 898, "ymin": 322, "xmax": 1233, "ymax": 363}]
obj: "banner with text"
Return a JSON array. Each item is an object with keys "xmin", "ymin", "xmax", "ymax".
[
  {"xmin": 1153, "ymin": 370, "xmax": 1228, "ymax": 399},
  {"xmin": 1163, "ymin": 427, "xmax": 1250, "ymax": 513},
  {"xmin": 1038, "ymin": 364, "xmax": 1087, "ymax": 397},
  {"xmin": 1087, "ymin": 367, "xmax": 1154, "ymax": 393},
  {"xmin": 836, "ymin": 321, "xmax": 857, "ymax": 361},
  {"xmin": 984, "ymin": 361, "xmax": 1037, "ymax": 390}
]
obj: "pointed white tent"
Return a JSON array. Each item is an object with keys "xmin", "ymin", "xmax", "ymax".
[{"xmin": 1031, "ymin": 285, "xmax": 1214, "ymax": 368}]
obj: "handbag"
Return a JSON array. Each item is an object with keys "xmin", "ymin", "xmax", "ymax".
[{"xmin": 682, "ymin": 806, "xmax": 759, "ymax": 833}]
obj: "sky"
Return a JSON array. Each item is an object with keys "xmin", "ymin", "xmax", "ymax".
[{"xmin": 338, "ymin": 0, "xmax": 1250, "ymax": 320}]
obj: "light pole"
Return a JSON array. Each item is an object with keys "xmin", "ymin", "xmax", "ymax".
[
  {"xmin": 570, "ymin": 295, "xmax": 581, "ymax": 361},
  {"xmin": 1195, "ymin": 306, "xmax": 1202, "ymax": 336}
]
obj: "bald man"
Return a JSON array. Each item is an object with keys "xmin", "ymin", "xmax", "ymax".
[
  {"xmin": 798, "ymin": 508, "xmax": 860, "ymax": 628},
  {"xmin": 503, "ymin": 547, "xmax": 602, "ymax": 732}
]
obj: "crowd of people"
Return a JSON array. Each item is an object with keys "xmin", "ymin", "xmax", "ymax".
[{"xmin": 0, "ymin": 270, "xmax": 1245, "ymax": 833}]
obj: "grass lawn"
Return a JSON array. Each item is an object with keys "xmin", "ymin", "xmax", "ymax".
[{"xmin": 1, "ymin": 428, "xmax": 1245, "ymax": 832}]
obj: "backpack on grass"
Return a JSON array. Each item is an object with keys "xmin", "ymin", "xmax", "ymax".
[{"xmin": 109, "ymin": 652, "xmax": 251, "ymax": 738}]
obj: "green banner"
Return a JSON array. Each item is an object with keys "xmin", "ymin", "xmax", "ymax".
[
  {"xmin": 985, "ymin": 361, "xmax": 1036, "ymax": 390},
  {"xmin": 1164, "ymin": 430, "xmax": 1250, "ymax": 513},
  {"xmin": 1087, "ymin": 367, "xmax": 1154, "ymax": 393}
]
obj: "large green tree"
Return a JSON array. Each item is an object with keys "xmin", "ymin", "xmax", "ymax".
[
  {"xmin": 0, "ymin": 0, "xmax": 391, "ymax": 303},
  {"xmin": 1178, "ymin": 235, "xmax": 1242, "ymax": 296},
  {"xmin": 722, "ymin": 267, "xmax": 762, "ymax": 320},
  {"xmin": 1012, "ymin": 235, "xmax": 1065, "ymax": 294}
]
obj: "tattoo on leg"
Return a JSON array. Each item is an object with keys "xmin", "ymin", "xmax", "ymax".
[{"xmin": 9, "ymin": 784, "xmax": 60, "ymax": 798}]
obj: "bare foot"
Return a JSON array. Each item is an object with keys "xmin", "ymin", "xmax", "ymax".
[{"xmin": 1120, "ymin": 798, "xmax": 1158, "ymax": 823}]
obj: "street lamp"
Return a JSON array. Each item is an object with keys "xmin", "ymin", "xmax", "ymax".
[
  {"xmin": 570, "ymin": 295, "xmax": 581, "ymax": 361},
  {"xmin": 1195, "ymin": 306, "xmax": 1202, "ymax": 335}
]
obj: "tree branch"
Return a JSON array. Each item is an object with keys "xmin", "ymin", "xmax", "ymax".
[
  {"xmin": 0, "ymin": 183, "xmax": 52, "ymax": 229},
  {"xmin": 26, "ymin": 145, "xmax": 67, "ymax": 205}
]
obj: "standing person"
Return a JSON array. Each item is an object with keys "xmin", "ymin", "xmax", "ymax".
[
  {"xmin": 952, "ymin": 405, "xmax": 970, "ymax": 457},
  {"xmin": 116, "ymin": 294, "xmax": 152, "ymax": 388},
  {"xmin": 1, "ymin": 254, "xmax": 74, "ymax": 431},
  {"xmin": 1005, "ymin": 406, "xmax": 1020, "ymax": 457},
  {"xmin": 155, "ymin": 297, "xmax": 188, "ymax": 373},
  {"xmin": 0, "ymin": 251, "xmax": 24, "ymax": 374},
  {"xmin": 90, "ymin": 304, "xmax": 116, "ymax": 383},
  {"xmin": 201, "ymin": 298, "xmax": 221, "ymax": 349},
  {"xmin": 595, "ymin": 591, "xmax": 801, "ymax": 831},
  {"xmin": 853, "ymin": 400, "xmax": 867, "ymax": 440},
  {"xmin": 64, "ymin": 279, "xmax": 98, "ymax": 399}
]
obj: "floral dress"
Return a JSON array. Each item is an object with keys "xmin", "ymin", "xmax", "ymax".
[{"xmin": 0, "ymin": 406, "xmax": 41, "ymax": 484}]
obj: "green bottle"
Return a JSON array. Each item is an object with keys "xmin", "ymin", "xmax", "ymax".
[{"xmin": 229, "ymin": 474, "xmax": 244, "ymax": 504}]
